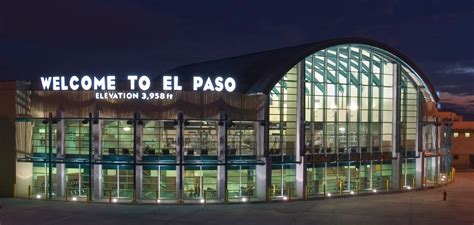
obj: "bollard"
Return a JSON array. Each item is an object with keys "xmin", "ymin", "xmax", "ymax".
[
  {"xmin": 247, "ymin": 188, "xmax": 251, "ymax": 203},
  {"xmin": 204, "ymin": 190, "xmax": 207, "ymax": 204},
  {"xmin": 287, "ymin": 186, "xmax": 291, "ymax": 201},
  {"xmin": 87, "ymin": 190, "xmax": 91, "ymax": 203},
  {"xmin": 28, "ymin": 185, "xmax": 31, "ymax": 199},
  {"xmin": 443, "ymin": 190, "xmax": 447, "ymax": 201},
  {"xmin": 357, "ymin": 182, "xmax": 360, "ymax": 194},
  {"xmin": 323, "ymin": 184, "xmax": 326, "ymax": 197},
  {"xmin": 156, "ymin": 190, "xmax": 159, "ymax": 203},
  {"xmin": 412, "ymin": 177, "xmax": 416, "ymax": 189},
  {"xmin": 267, "ymin": 187, "xmax": 271, "ymax": 202},
  {"xmin": 225, "ymin": 189, "xmax": 229, "ymax": 204},
  {"xmin": 386, "ymin": 179, "xmax": 389, "ymax": 192},
  {"xmin": 109, "ymin": 190, "xmax": 112, "ymax": 203},
  {"xmin": 339, "ymin": 179, "xmax": 343, "ymax": 196},
  {"xmin": 132, "ymin": 188, "xmax": 136, "ymax": 204},
  {"xmin": 13, "ymin": 184, "xmax": 16, "ymax": 198},
  {"xmin": 304, "ymin": 185, "xmax": 308, "ymax": 200},
  {"xmin": 179, "ymin": 190, "xmax": 184, "ymax": 204},
  {"xmin": 65, "ymin": 185, "xmax": 68, "ymax": 201}
]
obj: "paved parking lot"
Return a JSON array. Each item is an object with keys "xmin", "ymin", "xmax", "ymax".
[{"xmin": 1, "ymin": 172, "xmax": 473, "ymax": 225}]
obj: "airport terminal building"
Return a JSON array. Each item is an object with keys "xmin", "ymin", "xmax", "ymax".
[{"xmin": 1, "ymin": 38, "xmax": 453, "ymax": 203}]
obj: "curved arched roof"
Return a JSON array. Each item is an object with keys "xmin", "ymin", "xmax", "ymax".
[{"xmin": 163, "ymin": 37, "xmax": 438, "ymax": 102}]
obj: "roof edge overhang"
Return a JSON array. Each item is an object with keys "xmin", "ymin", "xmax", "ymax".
[{"xmin": 259, "ymin": 37, "xmax": 439, "ymax": 102}]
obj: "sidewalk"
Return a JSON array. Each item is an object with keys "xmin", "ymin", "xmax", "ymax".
[{"xmin": 0, "ymin": 172, "xmax": 473, "ymax": 225}]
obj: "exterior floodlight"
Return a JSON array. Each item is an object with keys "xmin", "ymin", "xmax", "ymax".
[
  {"xmin": 350, "ymin": 191, "xmax": 355, "ymax": 195},
  {"xmin": 200, "ymin": 198, "xmax": 205, "ymax": 204},
  {"xmin": 112, "ymin": 198, "xmax": 118, "ymax": 203},
  {"xmin": 72, "ymin": 197, "xmax": 77, "ymax": 201},
  {"xmin": 157, "ymin": 199, "xmax": 161, "ymax": 203},
  {"xmin": 36, "ymin": 194, "xmax": 41, "ymax": 199},
  {"xmin": 282, "ymin": 196, "xmax": 288, "ymax": 201},
  {"xmin": 372, "ymin": 189, "xmax": 377, "ymax": 193},
  {"xmin": 327, "ymin": 193, "xmax": 332, "ymax": 197},
  {"xmin": 241, "ymin": 197, "xmax": 248, "ymax": 202},
  {"xmin": 406, "ymin": 186, "xmax": 412, "ymax": 190}
]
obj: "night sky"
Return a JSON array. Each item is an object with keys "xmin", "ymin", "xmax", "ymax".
[{"xmin": 1, "ymin": 1, "xmax": 473, "ymax": 118}]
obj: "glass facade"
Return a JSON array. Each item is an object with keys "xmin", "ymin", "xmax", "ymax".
[{"xmin": 15, "ymin": 42, "xmax": 449, "ymax": 203}]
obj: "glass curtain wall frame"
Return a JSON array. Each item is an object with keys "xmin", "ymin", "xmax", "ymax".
[
  {"xmin": 269, "ymin": 65, "xmax": 299, "ymax": 200},
  {"xmin": 101, "ymin": 119, "xmax": 134, "ymax": 156},
  {"xmin": 64, "ymin": 119, "xmax": 90, "ymax": 155},
  {"xmin": 142, "ymin": 165, "xmax": 177, "ymax": 201},
  {"xmin": 65, "ymin": 163, "xmax": 90, "ymax": 201},
  {"xmin": 227, "ymin": 121, "xmax": 258, "ymax": 157},
  {"xmin": 142, "ymin": 120, "xmax": 177, "ymax": 157},
  {"xmin": 304, "ymin": 45, "xmax": 395, "ymax": 157},
  {"xmin": 183, "ymin": 120, "xmax": 218, "ymax": 157},
  {"xmin": 227, "ymin": 165, "xmax": 256, "ymax": 201},
  {"xmin": 183, "ymin": 166, "xmax": 218, "ymax": 201}
]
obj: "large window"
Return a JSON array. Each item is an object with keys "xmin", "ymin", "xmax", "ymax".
[
  {"xmin": 304, "ymin": 45, "xmax": 395, "ymax": 155},
  {"xmin": 269, "ymin": 66, "xmax": 298, "ymax": 158},
  {"xmin": 142, "ymin": 120, "xmax": 176, "ymax": 156},
  {"xmin": 64, "ymin": 120, "xmax": 90, "ymax": 155},
  {"xmin": 102, "ymin": 120, "xmax": 133, "ymax": 155},
  {"xmin": 227, "ymin": 121, "xmax": 257, "ymax": 156},
  {"xmin": 183, "ymin": 120, "xmax": 218, "ymax": 156},
  {"xmin": 32, "ymin": 119, "xmax": 57, "ymax": 154}
]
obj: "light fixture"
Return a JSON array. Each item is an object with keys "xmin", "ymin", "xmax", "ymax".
[
  {"xmin": 350, "ymin": 191, "xmax": 355, "ymax": 195},
  {"xmin": 282, "ymin": 196, "xmax": 288, "ymax": 201},
  {"xmin": 72, "ymin": 197, "xmax": 77, "ymax": 201},
  {"xmin": 123, "ymin": 127, "xmax": 131, "ymax": 132},
  {"xmin": 36, "ymin": 194, "xmax": 41, "ymax": 199},
  {"xmin": 407, "ymin": 186, "xmax": 412, "ymax": 190},
  {"xmin": 241, "ymin": 197, "xmax": 248, "ymax": 202},
  {"xmin": 112, "ymin": 198, "xmax": 118, "ymax": 203},
  {"xmin": 326, "ymin": 193, "xmax": 332, "ymax": 197},
  {"xmin": 200, "ymin": 198, "xmax": 205, "ymax": 204},
  {"xmin": 350, "ymin": 104, "xmax": 358, "ymax": 111},
  {"xmin": 372, "ymin": 189, "xmax": 377, "ymax": 193},
  {"xmin": 156, "ymin": 199, "xmax": 161, "ymax": 203}
]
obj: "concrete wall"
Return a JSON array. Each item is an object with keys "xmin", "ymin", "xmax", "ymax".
[
  {"xmin": 0, "ymin": 82, "xmax": 17, "ymax": 197},
  {"xmin": 451, "ymin": 130, "xmax": 474, "ymax": 169}
]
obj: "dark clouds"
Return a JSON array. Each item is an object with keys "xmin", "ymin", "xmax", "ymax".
[{"xmin": 0, "ymin": 0, "xmax": 473, "ymax": 117}]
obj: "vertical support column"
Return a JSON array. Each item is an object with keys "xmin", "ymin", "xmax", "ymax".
[
  {"xmin": 55, "ymin": 110, "xmax": 65, "ymax": 198},
  {"xmin": 134, "ymin": 113, "xmax": 143, "ymax": 200},
  {"xmin": 296, "ymin": 61, "xmax": 306, "ymax": 198},
  {"xmin": 415, "ymin": 89, "xmax": 424, "ymax": 189},
  {"xmin": 47, "ymin": 112, "xmax": 53, "ymax": 199},
  {"xmin": 391, "ymin": 63, "xmax": 402, "ymax": 191},
  {"xmin": 217, "ymin": 112, "xmax": 227, "ymax": 200},
  {"xmin": 176, "ymin": 112, "xmax": 184, "ymax": 201},
  {"xmin": 92, "ymin": 110, "xmax": 102, "ymax": 199},
  {"xmin": 256, "ymin": 98, "xmax": 271, "ymax": 201}
]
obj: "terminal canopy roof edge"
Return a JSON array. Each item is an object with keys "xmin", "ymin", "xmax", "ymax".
[{"xmin": 163, "ymin": 37, "xmax": 439, "ymax": 103}]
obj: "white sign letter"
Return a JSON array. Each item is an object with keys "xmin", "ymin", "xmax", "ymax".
[
  {"xmin": 163, "ymin": 76, "xmax": 172, "ymax": 90},
  {"xmin": 81, "ymin": 76, "xmax": 92, "ymax": 90},
  {"xmin": 193, "ymin": 76, "xmax": 203, "ymax": 91},
  {"xmin": 107, "ymin": 76, "xmax": 116, "ymax": 90},
  {"xmin": 94, "ymin": 76, "xmax": 106, "ymax": 90},
  {"xmin": 138, "ymin": 76, "xmax": 150, "ymax": 91},
  {"xmin": 224, "ymin": 77, "xmax": 236, "ymax": 92},
  {"xmin": 128, "ymin": 75, "xmax": 138, "ymax": 90},
  {"xmin": 173, "ymin": 76, "xmax": 182, "ymax": 90},
  {"xmin": 40, "ymin": 77, "xmax": 52, "ymax": 90},
  {"xmin": 70, "ymin": 76, "xmax": 79, "ymax": 90}
]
